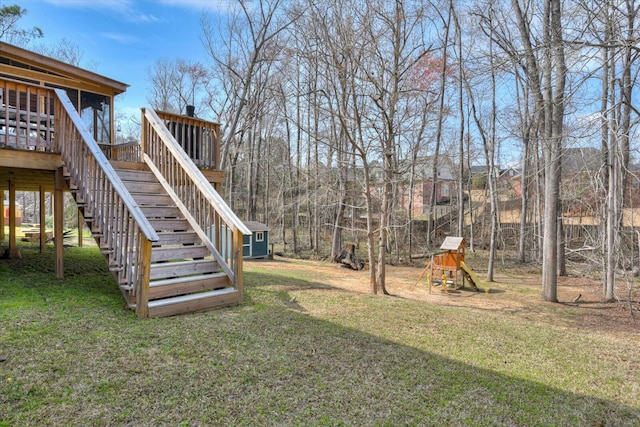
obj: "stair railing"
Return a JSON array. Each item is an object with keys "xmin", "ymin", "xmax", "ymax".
[
  {"xmin": 100, "ymin": 140, "xmax": 142, "ymax": 162},
  {"xmin": 141, "ymin": 108, "xmax": 250, "ymax": 297},
  {"xmin": 53, "ymin": 89, "xmax": 159, "ymax": 318}
]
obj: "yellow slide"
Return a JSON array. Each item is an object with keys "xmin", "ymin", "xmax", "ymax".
[{"xmin": 460, "ymin": 261, "xmax": 481, "ymax": 292}]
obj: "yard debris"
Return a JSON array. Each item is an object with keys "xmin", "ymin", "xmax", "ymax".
[{"xmin": 333, "ymin": 244, "xmax": 365, "ymax": 270}]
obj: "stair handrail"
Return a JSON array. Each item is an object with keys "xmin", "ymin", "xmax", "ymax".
[
  {"xmin": 142, "ymin": 108, "xmax": 251, "ymax": 236},
  {"xmin": 54, "ymin": 89, "xmax": 159, "ymax": 242},
  {"xmin": 142, "ymin": 107, "xmax": 250, "ymax": 289},
  {"xmin": 54, "ymin": 89, "xmax": 158, "ymax": 317}
]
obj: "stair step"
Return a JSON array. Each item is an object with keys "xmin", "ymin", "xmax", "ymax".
[
  {"xmin": 148, "ymin": 218, "xmax": 190, "ymax": 231},
  {"xmin": 140, "ymin": 205, "xmax": 182, "ymax": 218},
  {"xmin": 121, "ymin": 181, "xmax": 164, "ymax": 194},
  {"xmin": 157, "ymin": 231, "xmax": 199, "ymax": 245},
  {"xmin": 146, "ymin": 288, "xmax": 239, "ymax": 318},
  {"xmin": 130, "ymin": 193, "xmax": 174, "ymax": 206},
  {"xmin": 148, "ymin": 272, "xmax": 229, "ymax": 299},
  {"xmin": 150, "ymin": 259, "xmax": 220, "ymax": 280},
  {"xmin": 151, "ymin": 245, "xmax": 211, "ymax": 262},
  {"xmin": 116, "ymin": 169, "xmax": 157, "ymax": 182}
]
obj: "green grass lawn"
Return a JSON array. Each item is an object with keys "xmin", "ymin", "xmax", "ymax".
[{"xmin": 1, "ymin": 243, "xmax": 639, "ymax": 426}]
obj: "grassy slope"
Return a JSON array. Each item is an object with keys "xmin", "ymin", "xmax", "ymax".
[{"xmin": 0, "ymin": 245, "xmax": 639, "ymax": 426}]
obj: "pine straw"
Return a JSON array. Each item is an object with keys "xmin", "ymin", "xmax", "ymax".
[{"xmin": 0, "ymin": 245, "xmax": 639, "ymax": 426}]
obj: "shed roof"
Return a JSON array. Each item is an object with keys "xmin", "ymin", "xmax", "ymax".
[
  {"xmin": 440, "ymin": 236, "xmax": 465, "ymax": 250},
  {"xmin": 0, "ymin": 41, "xmax": 129, "ymax": 96},
  {"xmin": 243, "ymin": 221, "xmax": 269, "ymax": 232}
]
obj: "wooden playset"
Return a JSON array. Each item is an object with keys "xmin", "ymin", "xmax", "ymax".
[{"xmin": 414, "ymin": 237, "xmax": 480, "ymax": 293}]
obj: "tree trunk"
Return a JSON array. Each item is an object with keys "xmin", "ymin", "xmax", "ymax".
[{"xmin": 334, "ymin": 244, "xmax": 364, "ymax": 270}]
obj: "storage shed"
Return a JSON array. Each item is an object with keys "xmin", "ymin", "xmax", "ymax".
[{"xmin": 242, "ymin": 221, "xmax": 270, "ymax": 259}]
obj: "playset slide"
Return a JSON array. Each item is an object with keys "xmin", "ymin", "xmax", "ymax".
[{"xmin": 460, "ymin": 261, "xmax": 480, "ymax": 291}]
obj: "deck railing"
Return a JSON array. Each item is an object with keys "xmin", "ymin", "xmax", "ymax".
[
  {"xmin": 102, "ymin": 112, "xmax": 219, "ymax": 171},
  {"xmin": 0, "ymin": 79, "xmax": 55, "ymax": 151},
  {"xmin": 155, "ymin": 110, "xmax": 220, "ymax": 170},
  {"xmin": 54, "ymin": 89, "xmax": 159, "ymax": 318},
  {"xmin": 141, "ymin": 108, "xmax": 250, "ymax": 295},
  {"xmin": 100, "ymin": 140, "xmax": 142, "ymax": 162}
]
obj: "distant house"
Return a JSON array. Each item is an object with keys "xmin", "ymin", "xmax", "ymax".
[
  {"xmin": 398, "ymin": 157, "xmax": 457, "ymax": 217},
  {"xmin": 243, "ymin": 221, "xmax": 270, "ymax": 259},
  {"xmin": 562, "ymin": 147, "xmax": 602, "ymax": 175},
  {"xmin": 497, "ymin": 167, "xmax": 522, "ymax": 200},
  {"xmin": 422, "ymin": 166, "xmax": 456, "ymax": 206}
]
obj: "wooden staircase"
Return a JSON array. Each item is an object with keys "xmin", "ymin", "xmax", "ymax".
[
  {"xmin": 54, "ymin": 88, "xmax": 250, "ymax": 318},
  {"xmin": 106, "ymin": 163, "xmax": 237, "ymax": 317}
]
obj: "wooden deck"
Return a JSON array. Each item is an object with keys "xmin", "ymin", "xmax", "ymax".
[{"xmin": 0, "ymin": 78, "xmax": 250, "ymax": 318}]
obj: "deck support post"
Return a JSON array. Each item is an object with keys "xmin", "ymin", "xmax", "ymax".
[
  {"xmin": 54, "ymin": 168, "xmax": 64, "ymax": 278},
  {"xmin": 136, "ymin": 238, "xmax": 152, "ymax": 318},
  {"xmin": 77, "ymin": 210, "xmax": 83, "ymax": 247},
  {"xmin": 0, "ymin": 194, "xmax": 4, "ymax": 241},
  {"xmin": 7, "ymin": 179, "xmax": 20, "ymax": 259},
  {"xmin": 39, "ymin": 185, "xmax": 46, "ymax": 253}
]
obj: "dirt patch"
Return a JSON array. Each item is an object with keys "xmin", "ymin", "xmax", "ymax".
[{"xmin": 248, "ymin": 253, "xmax": 640, "ymax": 340}]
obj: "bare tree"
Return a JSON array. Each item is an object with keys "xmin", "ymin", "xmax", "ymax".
[
  {"xmin": 478, "ymin": 0, "xmax": 567, "ymax": 301},
  {"xmin": 146, "ymin": 59, "xmax": 180, "ymax": 113},
  {"xmin": 200, "ymin": 0, "xmax": 299, "ymax": 172},
  {"xmin": 586, "ymin": 0, "xmax": 640, "ymax": 300},
  {"xmin": 0, "ymin": 4, "xmax": 42, "ymax": 46},
  {"xmin": 32, "ymin": 38, "xmax": 87, "ymax": 68}
]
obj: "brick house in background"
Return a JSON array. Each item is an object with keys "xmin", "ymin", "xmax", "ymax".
[{"xmin": 398, "ymin": 157, "xmax": 457, "ymax": 218}]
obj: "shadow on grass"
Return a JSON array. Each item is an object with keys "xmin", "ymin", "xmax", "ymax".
[{"xmin": 0, "ymin": 245, "xmax": 638, "ymax": 425}]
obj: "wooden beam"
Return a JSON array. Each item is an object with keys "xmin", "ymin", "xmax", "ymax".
[
  {"xmin": 54, "ymin": 169, "xmax": 64, "ymax": 278},
  {"xmin": 235, "ymin": 228, "xmax": 244, "ymax": 304},
  {"xmin": 213, "ymin": 123, "xmax": 221, "ymax": 170},
  {"xmin": 0, "ymin": 150, "xmax": 64, "ymax": 171},
  {"xmin": 200, "ymin": 169, "xmax": 225, "ymax": 185},
  {"xmin": 0, "ymin": 62, "xmax": 126, "ymax": 96}
]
